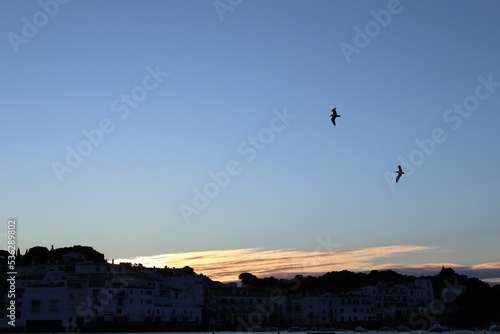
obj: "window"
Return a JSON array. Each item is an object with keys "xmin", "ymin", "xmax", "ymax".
[
  {"xmin": 49, "ymin": 300, "xmax": 59, "ymax": 312},
  {"xmin": 31, "ymin": 300, "xmax": 41, "ymax": 311}
]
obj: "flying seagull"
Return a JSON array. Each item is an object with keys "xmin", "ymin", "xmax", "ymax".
[
  {"xmin": 396, "ymin": 165, "xmax": 404, "ymax": 183},
  {"xmin": 330, "ymin": 108, "xmax": 341, "ymax": 126}
]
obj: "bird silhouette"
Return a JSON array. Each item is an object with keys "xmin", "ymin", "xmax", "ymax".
[
  {"xmin": 330, "ymin": 108, "xmax": 341, "ymax": 126},
  {"xmin": 396, "ymin": 165, "xmax": 404, "ymax": 183}
]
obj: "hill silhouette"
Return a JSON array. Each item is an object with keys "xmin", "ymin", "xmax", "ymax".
[
  {"xmin": 239, "ymin": 269, "xmax": 416, "ymax": 293},
  {"xmin": 238, "ymin": 267, "xmax": 500, "ymax": 329},
  {"xmin": 14, "ymin": 245, "xmax": 106, "ymax": 265}
]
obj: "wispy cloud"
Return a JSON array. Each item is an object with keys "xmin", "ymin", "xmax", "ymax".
[
  {"xmin": 114, "ymin": 245, "xmax": 434, "ymax": 282},
  {"xmin": 470, "ymin": 262, "xmax": 500, "ymax": 270}
]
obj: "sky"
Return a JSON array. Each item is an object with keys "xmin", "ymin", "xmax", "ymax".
[{"xmin": 1, "ymin": 0, "xmax": 500, "ymax": 284}]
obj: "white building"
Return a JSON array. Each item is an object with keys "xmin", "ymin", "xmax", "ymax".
[
  {"xmin": 360, "ymin": 278, "xmax": 434, "ymax": 320},
  {"xmin": 336, "ymin": 291, "xmax": 375, "ymax": 323},
  {"xmin": 282, "ymin": 291, "xmax": 375, "ymax": 326},
  {"xmin": 17, "ymin": 283, "xmax": 68, "ymax": 328},
  {"xmin": 281, "ymin": 279, "xmax": 433, "ymax": 326},
  {"xmin": 1, "ymin": 262, "xmax": 204, "ymax": 330},
  {"xmin": 283, "ymin": 294, "xmax": 337, "ymax": 326},
  {"xmin": 208, "ymin": 283, "xmax": 279, "ymax": 328}
]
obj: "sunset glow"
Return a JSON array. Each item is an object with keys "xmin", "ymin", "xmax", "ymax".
[
  {"xmin": 114, "ymin": 246, "xmax": 500, "ymax": 284},
  {"xmin": 115, "ymin": 245, "xmax": 436, "ymax": 282}
]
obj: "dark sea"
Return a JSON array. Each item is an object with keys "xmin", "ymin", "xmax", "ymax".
[{"xmin": 26, "ymin": 331, "xmax": 493, "ymax": 334}]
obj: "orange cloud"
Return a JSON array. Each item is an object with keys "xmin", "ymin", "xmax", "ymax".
[
  {"xmin": 114, "ymin": 244, "xmax": 433, "ymax": 282},
  {"xmin": 470, "ymin": 262, "xmax": 500, "ymax": 270},
  {"xmin": 483, "ymin": 277, "xmax": 500, "ymax": 284}
]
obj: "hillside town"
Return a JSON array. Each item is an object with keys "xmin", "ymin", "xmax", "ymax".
[{"xmin": 0, "ymin": 246, "xmax": 499, "ymax": 332}]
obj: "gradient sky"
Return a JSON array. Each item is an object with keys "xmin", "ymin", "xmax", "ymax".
[{"xmin": 1, "ymin": 0, "xmax": 500, "ymax": 283}]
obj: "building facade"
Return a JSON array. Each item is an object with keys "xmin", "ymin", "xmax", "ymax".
[
  {"xmin": 1, "ymin": 259, "xmax": 435, "ymax": 330},
  {"xmin": 1, "ymin": 262, "xmax": 203, "ymax": 329}
]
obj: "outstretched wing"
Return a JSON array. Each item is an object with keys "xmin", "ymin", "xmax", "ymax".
[
  {"xmin": 396, "ymin": 174, "xmax": 401, "ymax": 183},
  {"xmin": 331, "ymin": 108, "xmax": 337, "ymax": 117},
  {"xmin": 398, "ymin": 165, "xmax": 403, "ymax": 173},
  {"xmin": 331, "ymin": 117, "xmax": 336, "ymax": 126}
]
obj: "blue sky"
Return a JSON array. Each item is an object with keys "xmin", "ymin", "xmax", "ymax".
[{"xmin": 1, "ymin": 0, "xmax": 500, "ymax": 283}]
